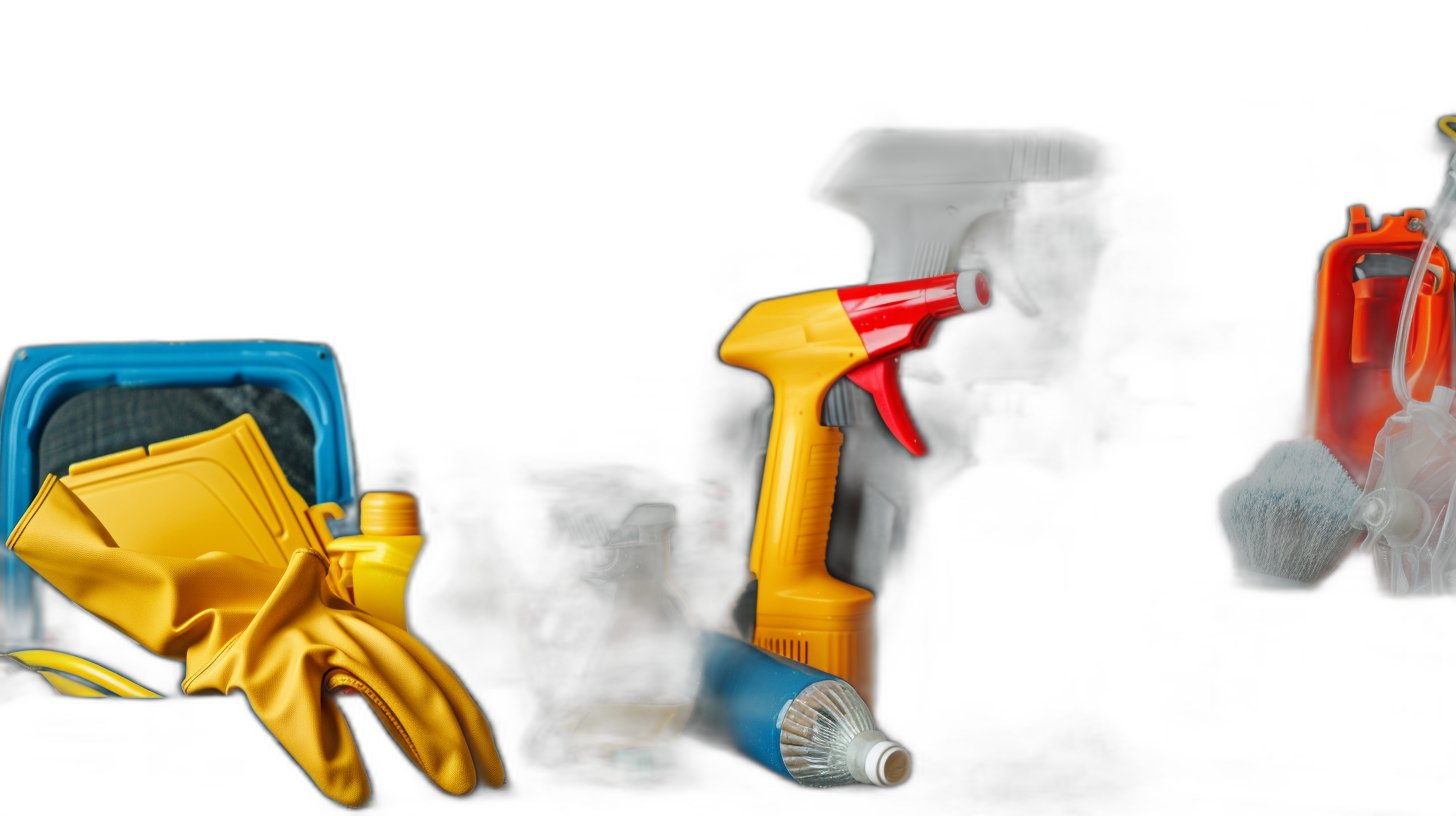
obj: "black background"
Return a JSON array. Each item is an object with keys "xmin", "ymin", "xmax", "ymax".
[{"xmin": 2, "ymin": 60, "xmax": 1456, "ymax": 810}]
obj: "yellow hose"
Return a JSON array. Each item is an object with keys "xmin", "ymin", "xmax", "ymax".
[
  {"xmin": 4, "ymin": 650, "xmax": 161, "ymax": 698},
  {"xmin": 38, "ymin": 670, "xmax": 106, "ymax": 693}
]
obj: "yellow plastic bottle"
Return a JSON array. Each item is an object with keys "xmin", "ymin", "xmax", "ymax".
[{"xmin": 325, "ymin": 493, "xmax": 425, "ymax": 631}]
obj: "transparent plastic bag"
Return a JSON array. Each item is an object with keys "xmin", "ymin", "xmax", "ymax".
[
  {"xmin": 521, "ymin": 507, "xmax": 701, "ymax": 769},
  {"xmin": 1350, "ymin": 386, "xmax": 1456, "ymax": 593},
  {"xmin": 1432, "ymin": 480, "xmax": 1456, "ymax": 597}
]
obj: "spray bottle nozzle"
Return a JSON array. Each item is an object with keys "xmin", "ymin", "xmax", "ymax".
[{"xmin": 836, "ymin": 272, "xmax": 990, "ymax": 455}]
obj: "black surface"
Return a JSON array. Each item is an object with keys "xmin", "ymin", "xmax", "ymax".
[{"xmin": 5, "ymin": 59, "xmax": 1450, "ymax": 816}]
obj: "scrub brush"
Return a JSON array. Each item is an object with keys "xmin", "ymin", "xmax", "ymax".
[{"xmin": 1219, "ymin": 439, "xmax": 1363, "ymax": 584}]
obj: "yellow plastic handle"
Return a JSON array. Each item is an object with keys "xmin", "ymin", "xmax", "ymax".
[
  {"xmin": 6, "ymin": 650, "xmax": 161, "ymax": 698},
  {"xmin": 755, "ymin": 415, "xmax": 842, "ymax": 578},
  {"xmin": 720, "ymin": 288, "xmax": 878, "ymax": 703},
  {"xmin": 37, "ymin": 670, "xmax": 108, "ymax": 697}
]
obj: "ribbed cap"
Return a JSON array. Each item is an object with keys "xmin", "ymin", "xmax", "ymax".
[
  {"xmin": 845, "ymin": 729, "xmax": 912, "ymax": 786},
  {"xmin": 870, "ymin": 741, "xmax": 911, "ymax": 786},
  {"xmin": 360, "ymin": 492, "xmax": 420, "ymax": 536}
]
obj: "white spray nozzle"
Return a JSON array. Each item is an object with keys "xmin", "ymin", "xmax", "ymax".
[
  {"xmin": 846, "ymin": 729, "xmax": 912, "ymax": 786},
  {"xmin": 1351, "ymin": 487, "xmax": 1431, "ymax": 547}
]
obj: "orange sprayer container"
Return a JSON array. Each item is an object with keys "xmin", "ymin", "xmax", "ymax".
[{"xmin": 1309, "ymin": 206, "xmax": 1454, "ymax": 486}]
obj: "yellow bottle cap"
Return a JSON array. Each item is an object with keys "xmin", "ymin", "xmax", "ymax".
[{"xmin": 360, "ymin": 492, "xmax": 420, "ymax": 536}]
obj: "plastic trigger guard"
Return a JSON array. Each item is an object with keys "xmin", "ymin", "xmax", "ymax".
[{"xmin": 846, "ymin": 357, "xmax": 927, "ymax": 456}]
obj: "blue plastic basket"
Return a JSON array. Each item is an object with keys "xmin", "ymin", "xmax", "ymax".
[{"xmin": 0, "ymin": 341, "xmax": 356, "ymax": 644}]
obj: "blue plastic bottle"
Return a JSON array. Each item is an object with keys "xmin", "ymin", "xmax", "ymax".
[{"xmin": 697, "ymin": 631, "xmax": 910, "ymax": 786}]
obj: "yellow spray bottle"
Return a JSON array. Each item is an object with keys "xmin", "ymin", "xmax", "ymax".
[{"xmin": 720, "ymin": 271, "xmax": 989, "ymax": 705}]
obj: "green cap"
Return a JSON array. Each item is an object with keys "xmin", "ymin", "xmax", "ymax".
[{"xmin": 611, "ymin": 746, "xmax": 684, "ymax": 786}]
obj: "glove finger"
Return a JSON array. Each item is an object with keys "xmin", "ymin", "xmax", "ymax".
[
  {"xmin": 245, "ymin": 654, "xmax": 372, "ymax": 808},
  {"xmin": 185, "ymin": 552, "xmax": 374, "ymax": 807},
  {"xmin": 272, "ymin": 551, "xmax": 483, "ymax": 796},
  {"xmin": 297, "ymin": 550, "xmax": 500, "ymax": 792},
  {"xmin": 386, "ymin": 627, "xmax": 507, "ymax": 788},
  {"xmin": 323, "ymin": 641, "xmax": 480, "ymax": 795}
]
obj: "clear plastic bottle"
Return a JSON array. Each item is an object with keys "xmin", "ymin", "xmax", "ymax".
[
  {"xmin": 1352, "ymin": 139, "xmax": 1456, "ymax": 593},
  {"xmin": 666, "ymin": 483, "xmax": 745, "ymax": 638},
  {"xmin": 523, "ymin": 503, "xmax": 701, "ymax": 772},
  {"xmin": 1350, "ymin": 386, "xmax": 1456, "ymax": 593}
]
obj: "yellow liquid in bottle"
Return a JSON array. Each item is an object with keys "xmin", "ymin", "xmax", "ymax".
[{"xmin": 553, "ymin": 693, "xmax": 695, "ymax": 763}]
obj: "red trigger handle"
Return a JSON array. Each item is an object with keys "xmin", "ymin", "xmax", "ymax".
[
  {"xmin": 846, "ymin": 357, "xmax": 926, "ymax": 456},
  {"xmin": 836, "ymin": 271, "xmax": 989, "ymax": 457}
]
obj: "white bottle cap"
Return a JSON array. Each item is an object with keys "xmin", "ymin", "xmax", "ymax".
[
  {"xmin": 846, "ymin": 730, "xmax": 913, "ymax": 786},
  {"xmin": 956, "ymin": 271, "xmax": 991, "ymax": 313}
]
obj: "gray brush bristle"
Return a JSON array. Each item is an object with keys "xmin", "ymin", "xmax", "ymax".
[{"xmin": 1219, "ymin": 439, "xmax": 1363, "ymax": 584}]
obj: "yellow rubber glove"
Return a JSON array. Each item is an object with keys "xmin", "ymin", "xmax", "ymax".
[{"xmin": 7, "ymin": 475, "xmax": 505, "ymax": 807}]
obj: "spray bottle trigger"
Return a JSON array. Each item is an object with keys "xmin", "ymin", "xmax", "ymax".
[{"xmin": 846, "ymin": 357, "xmax": 927, "ymax": 456}]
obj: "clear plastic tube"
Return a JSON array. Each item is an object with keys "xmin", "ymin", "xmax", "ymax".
[{"xmin": 1391, "ymin": 152, "xmax": 1456, "ymax": 406}]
